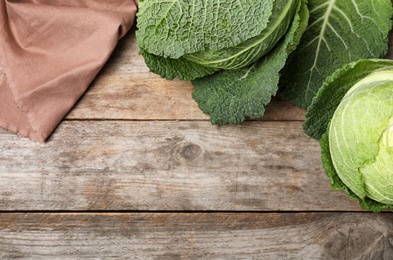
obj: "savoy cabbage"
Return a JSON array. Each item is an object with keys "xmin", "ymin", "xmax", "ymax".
[
  {"xmin": 305, "ymin": 59, "xmax": 393, "ymax": 212},
  {"xmin": 136, "ymin": 0, "xmax": 392, "ymax": 124},
  {"xmin": 136, "ymin": 0, "xmax": 308, "ymax": 124}
]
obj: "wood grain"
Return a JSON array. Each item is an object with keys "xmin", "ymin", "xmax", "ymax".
[
  {"xmin": 0, "ymin": 120, "xmax": 361, "ymax": 211},
  {"xmin": 66, "ymin": 32, "xmax": 306, "ymax": 121},
  {"xmin": 1, "ymin": 212, "xmax": 392, "ymax": 259}
]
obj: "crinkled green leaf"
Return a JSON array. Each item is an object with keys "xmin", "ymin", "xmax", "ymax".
[
  {"xmin": 192, "ymin": 0, "xmax": 309, "ymax": 124},
  {"xmin": 139, "ymin": 49, "xmax": 219, "ymax": 81},
  {"xmin": 280, "ymin": 0, "xmax": 393, "ymax": 108},
  {"xmin": 183, "ymin": 0, "xmax": 299, "ymax": 70},
  {"xmin": 136, "ymin": 0, "xmax": 275, "ymax": 59},
  {"xmin": 304, "ymin": 59, "xmax": 393, "ymax": 140}
]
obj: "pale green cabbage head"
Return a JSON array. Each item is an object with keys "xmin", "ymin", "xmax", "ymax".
[
  {"xmin": 304, "ymin": 59, "xmax": 393, "ymax": 212},
  {"xmin": 328, "ymin": 70, "xmax": 393, "ymax": 205}
]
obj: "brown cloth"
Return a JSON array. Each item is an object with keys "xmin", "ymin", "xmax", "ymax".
[{"xmin": 0, "ymin": 0, "xmax": 137, "ymax": 142}]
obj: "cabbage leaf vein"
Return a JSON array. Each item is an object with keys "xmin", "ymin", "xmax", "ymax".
[{"xmin": 280, "ymin": 0, "xmax": 392, "ymax": 108}]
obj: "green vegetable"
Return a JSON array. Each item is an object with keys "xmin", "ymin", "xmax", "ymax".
[
  {"xmin": 183, "ymin": 0, "xmax": 299, "ymax": 70},
  {"xmin": 137, "ymin": 0, "xmax": 276, "ymax": 61},
  {"xmin": 193, "ymin": 0, "xmax": 309, "ymax": 124},
  {"xmin": 304, "ymin": 59, "xmax": 393, "ymax": 212},
  {"xmin": 136, "ymin": 0, "xmax": 309, "ymax": 124},
  {"xmin": 280, "ymin": 0, "xmax": 393, "ymax": 109}
]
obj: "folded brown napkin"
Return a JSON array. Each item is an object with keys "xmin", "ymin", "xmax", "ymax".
[{"xmin": 0, "ymin": 0, "xmax": 137, "ymax": 142}]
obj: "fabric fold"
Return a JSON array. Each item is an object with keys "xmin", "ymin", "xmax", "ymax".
[{"xmin": 0, "ymin": 0, "xmax": 137, "ymax": 142}]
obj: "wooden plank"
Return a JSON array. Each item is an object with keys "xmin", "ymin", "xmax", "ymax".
[
  {"xmin": 66, "ymin": 32, "xmax": 306, "ymax": 121},
  {"xmin": 0, "ymin": 120, "xmax": 361, "ymax": 211},
  {"xmin": 1, "ymin": 212, "xmax": 392, "ymax": 259}
]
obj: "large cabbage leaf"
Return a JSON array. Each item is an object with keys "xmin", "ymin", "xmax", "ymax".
[
  {"xmin": 136, "ymin": 0, "xmax": 275, "ymax": 59},
  {"xmin": 191, "ymin": 0, "xmax": 309, "ymax": 124},
  {"xmin": 279, "ymin": 0, "xmax": 393, "ymax": 108},
  {"xmin": 139, "ymin": 50, "xmax": 220, "ymax": 81}
]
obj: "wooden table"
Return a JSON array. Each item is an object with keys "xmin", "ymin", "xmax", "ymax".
[{"xmin": 1, "ymin": 31, "xmax": 393, "ymax": 259}]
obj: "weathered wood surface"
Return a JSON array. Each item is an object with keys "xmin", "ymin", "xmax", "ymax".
[
  {"xmin": 0, "ymin": 120, "xmax": 361, "ymax": 211},
  {"xmin": 1, "ymin": 213, "xmax": 393, "ymax": 259}
]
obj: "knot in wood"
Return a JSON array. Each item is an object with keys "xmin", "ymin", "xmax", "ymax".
[{"xmin": 180, "ymin": 143, "xmax": 203, "ymax": 161}]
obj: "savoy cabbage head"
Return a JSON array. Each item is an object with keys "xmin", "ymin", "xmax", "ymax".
[
  {"xmin": 304, "ymin": 59, "xmax": 393, "ymax": 212},
  {"xmin": 136, "ymin": 0, "xmax": 309, "ymax": 124}
]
